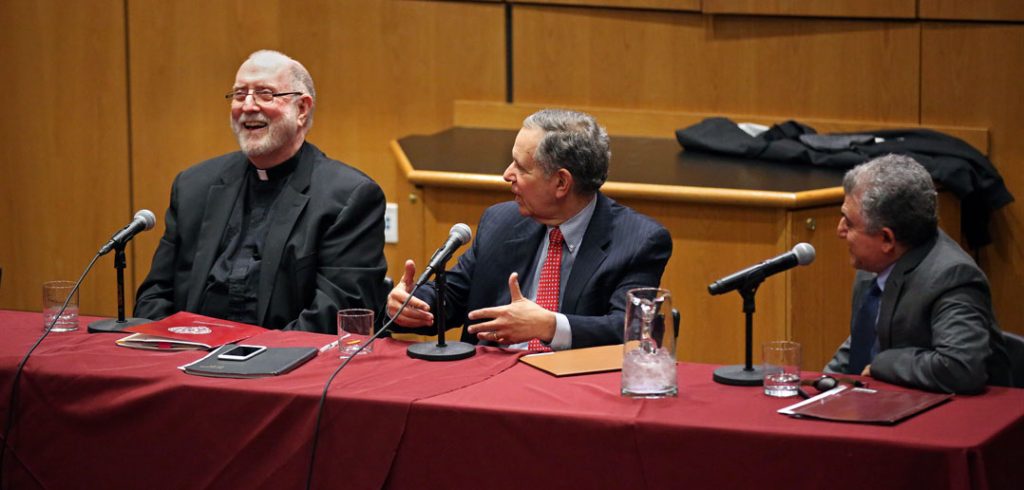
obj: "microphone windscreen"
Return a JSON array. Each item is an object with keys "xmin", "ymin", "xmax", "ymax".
[
  {"xmin": 793, "ymin": 242, "xmax": 815, "ymax": 265},
  {"xmin": 136, "ymin": 209, "xmax": 157, "ymax": 230},
  {"xmin": 450, "ymin": 223, "xmax": 472, "ymax": 245}
]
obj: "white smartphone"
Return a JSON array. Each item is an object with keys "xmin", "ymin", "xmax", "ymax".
[{"xmin": 217, "ymin": 344, "xmax": 267, "ymax": 361}]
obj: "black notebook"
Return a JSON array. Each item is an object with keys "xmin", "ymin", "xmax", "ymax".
[{"xmin": 180, "ymin": 345, "xmax": 318, "ymax": 378}]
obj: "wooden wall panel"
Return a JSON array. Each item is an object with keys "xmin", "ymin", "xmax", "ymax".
[
  {"xmin": 0, "ymin": 0, "xmax": 130, "ymax": 316},
  {"xmin": 921, "ymin": 23, "xmax": 1024, "ymax": 335},
  {"xmin": 920, "ymin": 0, "xmax": 1024, "ymax": 22},
  {"xmin": 128, "ymin": 0, "xmax": 506, "ymax": 299},
  {"xmin": 454, "ymin": 100, "xmax": 990, "ymax": 155},
  {"xmin": 512, "ymin": 6, "xmax": 920, "ymax": 124},
  {"xmin": 702, "ymin": 0, "xmax": 916, "ymax": 19},
  {"xmin": 514, "ymin": 0, "xmax": 700, "ymax": 12}
]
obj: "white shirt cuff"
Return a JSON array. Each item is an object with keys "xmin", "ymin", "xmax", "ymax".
[{"xmin": 548, "ymin": 313, "xmax": 572, "ymax": 351}]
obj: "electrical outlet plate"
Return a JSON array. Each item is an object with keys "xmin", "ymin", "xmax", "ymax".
[{"xmin": 384, "ymin": 202, "xmax": 398, "ymax": 244}]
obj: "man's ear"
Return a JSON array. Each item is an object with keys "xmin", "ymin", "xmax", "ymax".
[
  {"xmin": 297, "ymin": 95, "xmax": 314, "ymax": 127},
  {"xmin": 554, "ymin": 168, "xmax": 573, "ymax": 198},
  {"xmin": 879, "ymin": 227, "xmax": 898, "ymax": 254}
]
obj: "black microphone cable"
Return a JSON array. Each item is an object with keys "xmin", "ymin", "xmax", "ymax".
[
  {"xmin": 0, "ymin": 252, "xmax": 102, "ymax": 487},
  {"xmin": 304, "ymin": 283, "xmax": 425, "ymax": 490}
]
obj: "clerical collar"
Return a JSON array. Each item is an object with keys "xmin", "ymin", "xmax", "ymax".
[{"xmin": 249, "ymin": 151, "xmax": 300, "ymax": 182}]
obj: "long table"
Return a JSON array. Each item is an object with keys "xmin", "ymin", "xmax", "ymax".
[{"xmin": 1, "ymin": 310, "xmax": 1021, "ymax": 489}]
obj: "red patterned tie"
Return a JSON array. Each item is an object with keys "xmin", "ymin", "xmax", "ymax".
[{"xmin": 529, "ymin": 227, "xmax": 563, "ymax": 352}]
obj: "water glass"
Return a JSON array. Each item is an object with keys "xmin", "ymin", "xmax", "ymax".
[
  {"xmin": 338, "ymin": 308, "xmax": 374, "ymax": 357},
  {"xmin": 763, "ymin": 340, "xmax": 801, "ymax": 397},
  {"xmin": 42, "ymin": 280, "xmax": 79, "ymax": 332},
  {"xmin": 622, "ymin": 288, "xmax": 677, "ymax": 398}
]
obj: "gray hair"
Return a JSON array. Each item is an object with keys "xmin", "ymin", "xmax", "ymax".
[
  {"xmin": 522, "ymin": 109, "xmax": 610, "ymax": 195},
  {"xmin": 843, "ymin": 154, "xmax": 938, "ymax": 247},
  {"xmin": 247, "ymin": 50, "xmax": 316, "ymax": 126}
]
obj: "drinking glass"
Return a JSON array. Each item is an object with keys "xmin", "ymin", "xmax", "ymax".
[
  {"xmin": 763, "ymin": 341, "xmax": 801, "ymax": 397},
  {"xmin": 42, "ymin": 280, "xmax": 79, "ymax": 332},
  {"xmin": 337, "ymin": 308, "xmax": 374, "ymax": 357}
]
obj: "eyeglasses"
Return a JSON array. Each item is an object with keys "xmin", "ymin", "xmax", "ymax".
[{"xmin": 224, "ymin": 89, "xmax": 303, "ymax": 103}]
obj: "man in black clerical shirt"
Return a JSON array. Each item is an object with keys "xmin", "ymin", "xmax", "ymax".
[{"xmin": 134, "ymin": 50, "xmax": 387, "ymax": 333}]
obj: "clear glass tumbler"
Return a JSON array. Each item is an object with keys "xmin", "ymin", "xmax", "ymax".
[
  {"xmin": 42, "ymin": 280, "xmax": 79, "ymax": 332},
  {"xmin": 338, "ymin": 308, "xmax": 375, "ymax": 357}
]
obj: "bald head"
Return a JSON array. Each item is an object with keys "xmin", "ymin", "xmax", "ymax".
[
  {"xmin": 230, "ymin": 50, "xmax": 316, "ymax": 168},
  {"xmin": 240, "ymin": 50, "xmax": 316, "ymax": 123}
]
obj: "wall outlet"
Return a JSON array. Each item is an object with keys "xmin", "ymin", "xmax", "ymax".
[{"xmin": 384, "ymin": 202, "xmax": 398, "ymax": 244}]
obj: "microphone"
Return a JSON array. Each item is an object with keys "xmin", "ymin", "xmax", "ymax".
[
  {"xmin": 708, "ymin": 243, "xmax": 815, "ymax": 295},
  {"xmin": 98, "ymin": 209, "xmax": 157, "ymax": 256},
  {"xmin": 416, "ymin": 223, "xmax": 472, "ymax": 285}
]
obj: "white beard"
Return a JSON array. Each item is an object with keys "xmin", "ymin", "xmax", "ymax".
[{"xmin": 231, "ymin": 111, "xmax": 299, "ymax": 159}]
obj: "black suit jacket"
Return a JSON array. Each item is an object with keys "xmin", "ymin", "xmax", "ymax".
[
  {"xmin": 135, "ymin": 142, "xmax": 387, "ymax": 333},
  {"xmin": 402, "ymin": 193, "xmax": 672, "ymax": 348},
  {"xmin": 825, "ymin": 230, "xmax": 1012, "ymax": 393}
]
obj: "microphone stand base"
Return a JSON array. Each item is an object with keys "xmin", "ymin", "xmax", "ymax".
[
  {"xmin": 88, "ymin": 317, "xmax": 153, "ymax": 333},
  {"xmin": 712, "ymin": 364, "xmax": 765, "ymax": 386},
  {"xmin": 407, "ymin": 341, "xmax": 476, "ymax": 361}
]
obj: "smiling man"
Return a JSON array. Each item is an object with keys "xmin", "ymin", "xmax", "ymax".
[
  {"xmin": 387, "ymin": 109, "xmax": 672, "ymax": 351},
  {"xmin": 135, "ymin": 50, "xmax": 386, "ymax": 333},
  {"xmin": 824, "ymin": 154, "xmax": 1012, "ymax": 393}
]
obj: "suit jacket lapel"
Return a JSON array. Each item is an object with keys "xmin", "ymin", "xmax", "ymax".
[
  {"xmin": 496, "ymin": 218, "xmax": 546, "ymax": 304},
  {"xmin": 876, "ymin": 234, "xmax": 937, "ymax": 349},
  {"xmin": 185, "ymin": 157, "xmax": 247, "ymax": 310},
  {"xmin": 563, "ymin": 194, "xmax": 610, "ymax": 313},
  {"xmin": 256, "ymin": 145, "xmax": 313, "ymax": 324}
]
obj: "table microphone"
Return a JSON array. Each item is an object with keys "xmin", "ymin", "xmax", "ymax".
[
  {"xmin": 708, "ymin": 243, "xmax": 815, "ymax": 295},
  {"xmin": 416, "ymin": 223, "xmax": 472, "ymax": 286},
  {"xmin": 98, "ymin": 209, "xmax": 156, "ymax": 256},
  {"xmin": 90, "ymin": 210, "xmax": 159, "ymax": 333}
]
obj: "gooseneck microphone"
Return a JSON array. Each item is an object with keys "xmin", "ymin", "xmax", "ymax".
[
  {"xmin": 416, "ymin": 223, "xmax": 472, "ymax": 286},
  {"xmin": 98, "ymin": 209, "xmax": 157, "ymax": 256},
  {"xmin": 708, "ymin": 243, "xmax": 816, "ymax": 295}
]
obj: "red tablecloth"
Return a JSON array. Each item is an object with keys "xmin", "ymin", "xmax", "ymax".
[
  {"xmin": 0, "ymin": 311, "xmax": 520, "ymax": 489},
  {"xmin": 1, "ymin": 310, "xmax": 1022, "ymax": 489}
]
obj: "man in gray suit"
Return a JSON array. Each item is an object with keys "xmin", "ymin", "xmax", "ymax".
[{"xmin": 825, "ymin": 154, "xmax": 1012, "ymax": 393}]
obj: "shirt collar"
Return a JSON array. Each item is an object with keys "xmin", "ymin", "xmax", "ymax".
[
  {"xmin": 549, "ymin": 195, "xmax": 597, "ymax": 254},
  {"xmin": 249, "ymin": 147, "xmax": 301, "ymax": 182},
  {"xmin": 875, "ymin": 261, "xmax": 896, "ymax": 291}
]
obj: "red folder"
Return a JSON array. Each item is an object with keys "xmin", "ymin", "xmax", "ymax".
[{"xmin": 116, "ymin": 312, "xmax": 267, "ymax": 351}]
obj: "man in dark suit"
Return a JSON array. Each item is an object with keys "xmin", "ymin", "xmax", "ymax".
[
  {"xmin": 134, "ymin": 50, "xmax": 386, "ymax": 333},
  {"xmin": 825, "ymin": 154, "xmax": 1011, "ymax": 393},
  {"xmin": 387, "ymin": 109, "xmax": 672, "ymax": 350}
]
